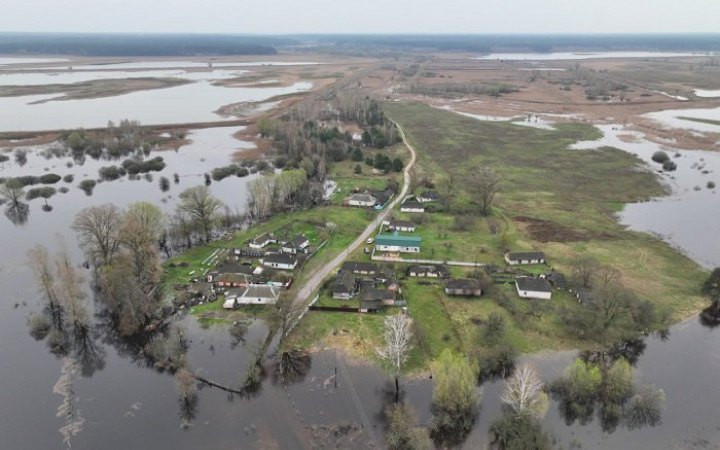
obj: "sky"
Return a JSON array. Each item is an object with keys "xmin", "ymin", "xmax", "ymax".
[{"xmin": 2, "ymin": 0, "xmax": 720, "ymax": 34}]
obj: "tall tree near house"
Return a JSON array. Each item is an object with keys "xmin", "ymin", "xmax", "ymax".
[
  {"xmin": 178, "ymin": 185, "xmax": 223, "ymax": 242},
  {"xmin": 572, "ymin": 256, "xmax": 599, "ymax": 288},
  {"xmin": 246, "ymin": 176, "xmax": 275, "ymax": 222},
  {"xmin": 72, "ymin": 204, "xmax": 121, "ymax": 267},
  {"xmin": 377, "ymin": 314, "xmax": 414, "ymax": 402},
  {"xmin": 118, "ymin": 202, "xmax": 163, "ymax": 287},
  {"xmin": 467, "ymin": 167, "xmax": 500, "ymax": 216}
]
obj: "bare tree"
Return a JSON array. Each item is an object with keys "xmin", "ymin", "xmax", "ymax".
[
  {"xmin": 468, "ymin": 167, "xmax": 500, "ymax": 216},
  {"xmin": 246, "ymin": 176, "xmax": 275, "ymax": 222},
  {"xmin": 377, "ymin": 314, "xmax": 414, "ymax": 402},
  {"xmin": 118, "ymin": 202, "xmax": 163, "ymax": 286},
  {"xmin": 572, "ymin": 256, "xmax": 599, "ymax": 289},
  {"xmin": 178, "ymin": 185, "xmax": 223, "ymax": 242},
  {"xmin": 501, "ymin": 365, "xmax": 548, "ymax": 418},
  {"xmin": 0, "ymin": 178, "xmax": 25, "ymax": 209},
  {"xmin": 72, "ymin": 204, "xmax": 121, "ymax": 267}
]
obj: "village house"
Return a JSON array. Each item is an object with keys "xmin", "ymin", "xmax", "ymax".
[
  {"xmin": 206, "ymin": 263, "xmax": 255, "ymax": 283},
  {"xmin": 372, "ymin": 188, "xmax": 395, "ymax": 208},
  {"xmin": 214, "ymin": 273, "xmax": 253, "ymax": 289},
  {"xmin": 408, "ymin": 264, "xmax": 450, "ymax": 278},
  {"xmin": 359, "ymin": 287, "xmax": 396, "ymax": 313},
  {"xmin": 374, "ymin": 265, "xmax": 396, "ymax": 284},
  {"xmin": 223, "ymin": 284, "xmax": 280, "ymax": 308},
  {"xmin": 505, "ymin": 251, "xmax": 546, "ymax": 265},
  {"xmin": 515, "ymin": 277, "xmax": 552, "ymax": 300},
  {"xmin": 341, "ymin": 261, "xmax": 378, "ymax": 276},
  {"xmin": 331, "ymin": 270, "xmax": 357, "ymax": 299},
  {"xmin": 375, "ymin": 234, "xmax": 421, "ymax": 253},
  {"xmin": 444, "ymin": 278, "xmax": 483, "ymax": 297},
  {"xmin": 255, "ymin": 269, "xmax": 294, "ymax": 289},
  {"xmin": 249, "ymin": 233, "xmax": 276, "ymax": 249},
  {"xmin": 417, "ymin": 190, "xmax": 440, "ymax": 203},
  {"xmin": 232, "ymin": 247, "xmax": 265, "ymax": 258},
  {"xmin": 346, "ymin": 193, "xmax": 377, "ymax": 208},
  {"xmin": 262, "ymin": 254, "xmax": 298, "ymax": 270},
  {"xmin": 281, "ymin": 235, "xmax": 310, "ymax": 254},
  {"xmin": 351, "ymin": 132, "xmax": 363, "ymax": 143},
  {"xmin": 400, "ymin": 200, "xmax": 425, "ymax": 213},
  {"xmin": 385, "ymin": 219, "xmax": 416, "ymax": 233}
]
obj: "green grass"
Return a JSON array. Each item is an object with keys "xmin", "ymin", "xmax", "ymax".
[{"xmin": 286, "ymin": 102, "xmax": 710, "ymax": 371}]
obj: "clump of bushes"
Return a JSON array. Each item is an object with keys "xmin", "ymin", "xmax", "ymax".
[
  {"xmin": 78, "ymin": 179, "xmax": 97, "ymax": 195},
  {"xmin": 25, "ymin": 186, "xmax": 57, "ymax": 201},
  {"xmin": 651, "ymin": 151, "xmax": 670, "ymax": 164},
  {"xmin": 99, "ymin": 165, "xmax": 127, "ymax": 181},
  {"xmin": 662, "ymin": 160, "xmax": 677, "ymax": 171},
  {"xmin": 0, "ymin": 154, "xmax": 9, "ymax": 163},
  {"xmin": 708, "ymin": 181, "xmax": 716, "ymax": 189},
  {"xmin": 63, "ymin": 174, "xmax": 74, "ymax": 183},
  {"xmin": 121, "ymin": 156, "xmax": 165, "ymax": 175},
  {"xmin": 39, "ymin": 173, "xmax": 61, "ymax": 184}
]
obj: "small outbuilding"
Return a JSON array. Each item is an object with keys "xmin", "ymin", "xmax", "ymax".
[
  {"xmin": 417, "ymin": 191, "xmax": 440, "ymax": 203},
  {"xmin": 515, "ymin": 277, "xmax": 552, "ymax": 300},
  {"xmin": 262, "ymin": 254, "xmax": 298, "ymax": 271},
  {"xmin": 408, "ymin": 264, "xmax": 450, "ymax": 278},
  {"xmin": 341, "ymin": 261, "xmax": 378, "ymax": 275},
  {"xmin": 249, "ymin": 233, "xmax": 276, "ymax": 249},
  {"xmin": 444, "ymin": 279, "xmax": 483, "ymax": 297},
  {"xmin": 400, "ymin": 200, "xmax": 425, "ymax": 213},
  {"xmin": 505, "ymin": 251, "xmax": 546, "ymax": 266},
  {"xmin": 386, "ymin": 220, "xmax": 416, "ymax": 233},
  {"xmin": 281, "ymin": 235, "xmax": 310, "ymax": 254}
]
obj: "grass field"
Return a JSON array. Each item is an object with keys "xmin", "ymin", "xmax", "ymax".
[{"xmin": 285, "ymin": 102, "xmax": 709, "ymax": 371}]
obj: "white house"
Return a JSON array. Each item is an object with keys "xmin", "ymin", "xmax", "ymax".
[
  {"xmin": 346, "ymin": 193, "xmax": 377, "ymax": 207},
  {"xmin": 262, "ymin": 254, "xmax": 298, "ymax": 270},
  {"xmin": 515, "ymin": 277, "xmax": 552, "ymax": 300},
  {"xmin": 375, "ymin": 234, "xmax": 421, "ymax": 253},
  {"xmin": 249, "ymin": 233, "xmax": 276, "ymax": 249},
  {"xmin": 505, "ymin": 251, "xmax": 546, "ymax": 265},
  {"xmin": 224, "ymin": 284, "xmax": 280, "ymax": 308},
  {"xmin": 386, "ymin": 220, "xmax": 416, "ymax": 232},
  {"xmin": 281, "ymin": 235, "xmax": 310, "ymax": 254},
  {"xmin": 400, "ymin": 201, "xmax": 425, "ymax": 213}
]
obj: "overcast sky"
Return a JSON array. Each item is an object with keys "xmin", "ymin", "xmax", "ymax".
[{"xmin": 2, "ymin": 0, "xmax": 719, "ymax": 34}]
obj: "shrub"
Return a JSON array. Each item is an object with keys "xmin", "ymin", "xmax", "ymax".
[
  {"xmin": 78, "ymin": 179, "xmax": 97, "ymax": 195},
  {"xmin": 651, "ymin": 151, "xmax": 670, "ymax": 164},
  {"xmin": 62, "ymin": 174, "xmax": 74, "ymax": 183},
  {"xmin": 0, "ymin": 154, "xmax": 9, "ymax": 163},
  {"xmin": 99, "ymin": 165, "xmax": 127, "ymax": 181},
  {"xmin": 708, "ymin": 181, "xmax": 716, "ymax": 189},
  {"xmin": 662, "ymin": 160, "xmax": 677, "ymax": 171},
  {"xmin": 211, "ymin": 165, "xmax": 239, "ymax": 181},
  {"xmin": 25, "ymin": 186, "xmax": 57, "ymax": 201},
  {"xmin": 39, "ymin": 173, "xmax": 62, "ymax": 184},
  {"xmin": 121, "ymin": 156, "xmax": 165, "ymax": 175}
]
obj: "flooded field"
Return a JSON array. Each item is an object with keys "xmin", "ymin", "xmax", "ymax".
[
  {"xmin": 474, "ymin": 51, "xmax": 704, "ymax": 61},
  {"xmin": 644, "ymin": 106, "xmax": 720, "ymax": 134},
  {"xmin": 0, "ymin": 64, "xmax": 313, "ymax": 131}
]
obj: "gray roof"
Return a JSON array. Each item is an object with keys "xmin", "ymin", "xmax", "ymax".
[
  {"xmin": 349, "ymin": 193, "xmax": 376, "ymax": 203},
  {"xmin": 507, "ymin": 252, "xmax": 546, "ymax": 261},
  {"xmin": 401, "ymin": 201, "xmax": 424, "ymax": 209},
  {"xmin": 515, "ymin": 277, "xmax": 552, "ymax": 293},
  {"xmin": 292, "ymin": 235, "xmax": 309, "ymax": 247},
  {"xmin": 342, "ymin": 261, "xmax": 377, "ymax": 273},
  {"xmin": 251, "ymin": 232, "xmax": 273, "ymax": 244},
  {"xmin": 264, "ymin": 254, "xmax": 297, "ymax": 265},
  {"xmin": 445, "ymin": 278, "xmax": 482, "ymax": 291},
  {"xmin": 361, "ymin": 288, "xmax": 394, "ymax": 302},
  {"xmin": 389, "ymin": 220, "xmax": 416, "ymax": 229},
  {"xmin": 408, "ymin": 264, "xmax": 449, "ymax": 276},
  {"xmin": 241, "ymin": 284, "xmax": 279, "ymax": 299},
  {"xmin": 216, "ymin": 263, "xmax": 255, "ymax": 275},
  {"xmin": 332, "ymin": 271, "xmax": 356, "ymax": 293},
  {"xmin": 419, "ymin": 190, "xmax": 440, "ymax": 200}
]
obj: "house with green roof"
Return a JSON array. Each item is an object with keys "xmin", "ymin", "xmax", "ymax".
[{"xmin": 375, "ymin": 233, "xmax": 421, "ymax": 253}]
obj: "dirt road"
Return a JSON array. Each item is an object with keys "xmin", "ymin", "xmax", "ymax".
[{"xmin": 291, "ymin": 120, "xmax": 417, "ymax": 311}]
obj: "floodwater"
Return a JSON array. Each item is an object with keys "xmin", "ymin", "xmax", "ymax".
[
  {"xmin": 572, "ymin": 123, "xmax": 720, "ymax": 268},
  {"xmin": 0, "ymin": 56, "xmax": 69, "ymax": 66},
  {"xmin": 60, "ymin": 60, "xmax": 321, "ymax": 70},
  {"xmin": 694, "ymin": 89, "xmax": 720, "ymax": 98},
  {"xmin": 0, "ymin": 65, "xmax": 312, "ymax": 131},
  {"xmin": 2, "ymin": 68, "xmax": 720, "ymax": 449},
  {"xmin": 474, "ymin": 51, "xmax": 703, "ymax": 61},
  {"xmin": 644, "ymin": 106, "xmax": 720, "ymax": 133}
]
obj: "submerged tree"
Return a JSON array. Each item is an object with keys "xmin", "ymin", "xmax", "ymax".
[
  {"xmin": 72, "ymin": 204, "xmax": 121, "ymax": 267},
  {"xmin": 177, "ymin": 185, "xmax": 223, "ymax": 242},
  {"xmin": 500, "ymin": 365, "xmax": 548, "ymax": 419},
  {"xmin": 377, "ymin": 314, "xmax": 414, "ymax": 403},
  {"xmin": 385, "ymin": 403, "xmax": 432, "ymax": 450},
  {"xmin": 430, "ymin": 349, "xmax": 480, "ymax": 446}
]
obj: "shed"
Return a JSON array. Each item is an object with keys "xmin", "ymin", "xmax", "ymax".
[
  {"xmin": 505, "ymin": 251, "xmax": 546, "ymax": 265},
  {"xmin": 444, "ymin": 279, "xmax": 483, "ymax": 297},
  {"xmin": 515, "ymin": 277, "xmax": 552, "ymax": 300},
  {"xmin": 400, "ymin": 200, "xmax": 425, "ymax": 213}
]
